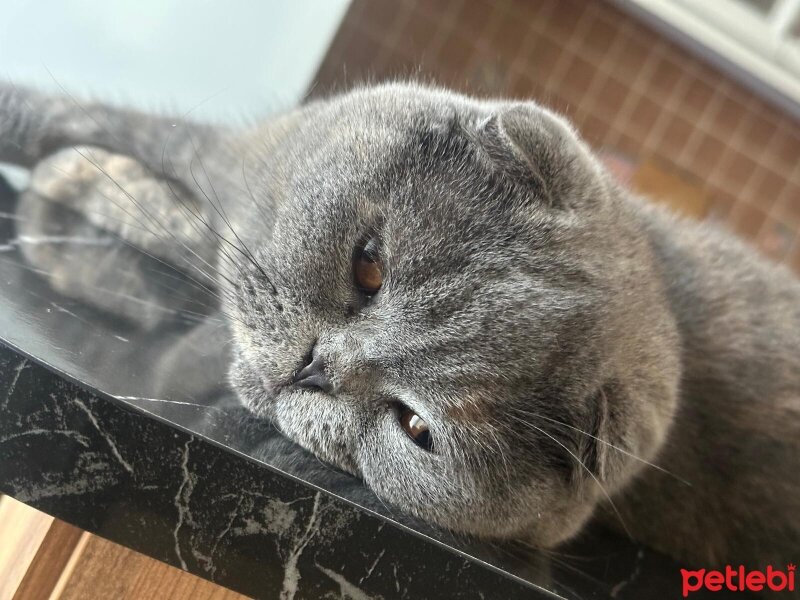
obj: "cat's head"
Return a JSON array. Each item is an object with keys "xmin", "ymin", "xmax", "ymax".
[{"xmin": 225, "ymin": 83, "xmax": 680, "ymax": 546}]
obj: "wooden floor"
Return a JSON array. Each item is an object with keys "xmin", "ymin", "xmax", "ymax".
[{"xmin": 0, "ymin": 496, "xmax": 249, "ymax": 600}]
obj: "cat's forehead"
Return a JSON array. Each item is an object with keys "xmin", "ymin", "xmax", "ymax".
[
  {"xmin": 333, "ymin": 83, "xmax": 480, "ymax": 122},
  {"xmin": 305, "ymin": 84, "xmax": 488, "ymax": 155},
  {"xmin": 279, "ymin": 88, "xmax": 547, "ymax": 257}
]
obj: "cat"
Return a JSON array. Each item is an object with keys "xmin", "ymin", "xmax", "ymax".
[{"xmin": 1, "ymin": 81, "xmax": 798, "ymax": 572}]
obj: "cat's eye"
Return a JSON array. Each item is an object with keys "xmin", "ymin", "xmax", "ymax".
[
  {"xmin": 354, "ymin": 238, "xmax": 383, "ymax": 296},
  {"xmin": 398, "ymin": 404, "xmax": 434, "ymax": 452}
]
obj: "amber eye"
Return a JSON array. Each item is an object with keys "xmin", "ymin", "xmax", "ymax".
[
  {"xmin": 398, "ymin": 404, "xmax": 434, "ymax": 452},
  {"xmin": 354, "ymin": 239, "xmax": 383, "ymax": 295}
]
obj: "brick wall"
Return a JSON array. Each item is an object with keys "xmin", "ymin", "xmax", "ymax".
[{"xmin": 313, "ymin": 0, "xmax": 800, "ymax": 272}]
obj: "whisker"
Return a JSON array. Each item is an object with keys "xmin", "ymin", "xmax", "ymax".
[
  {"xmin": 139, "ymin": 264, "xmax": 222, "ymax": 307},
  {"xmin": 44, "ymin": 66, "xmax": 126, "ymax": 150},
  {"xmin": 72, "ymin": 146, "xmax": 241, "ymax": 291},
  {"xmin": 0, "ymin": 255, "xmax": 225, "ymax": 325},
  {"xmin": 506, "ymin": 412, "xmax": 632, "ymax": 539},
  {"xmin": 34, "ymin": 159, "xmax": 245, "ymax": 317},
  {"xmin": 186, "ymin": 136, "xmax": 278, "ymax": 295},
  {"xmin": 185, "ymin": 149, "xmax": 257, "ymax": 278},
  {"xmin": 509, "ymin": 406, "xmax": 691, "ymax": 487},
  {"xmin": 43, "ymin": 160, "xmax": 164, "ymax": 239}
]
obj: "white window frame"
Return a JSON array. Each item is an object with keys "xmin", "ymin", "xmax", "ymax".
[{"xmin": 615, "ymin": 0, "xmax": 800, "ymax": 119}]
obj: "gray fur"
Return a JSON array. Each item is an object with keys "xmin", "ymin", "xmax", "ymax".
[{"xmin": 1, "ymin": 81, "xmax": 797, "ymax": 568}]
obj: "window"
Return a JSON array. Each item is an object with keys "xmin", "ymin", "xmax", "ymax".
[{"xmin": 619, "ymin": 0, "xmax": 800, "ymax": 113}]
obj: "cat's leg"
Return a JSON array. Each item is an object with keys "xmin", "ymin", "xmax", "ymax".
[{"xmin": 0, "ymin": 82, "xmax": 220, "ymax": 178}]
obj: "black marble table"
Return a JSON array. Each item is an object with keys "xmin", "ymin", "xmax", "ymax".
[{"xmin": 0, "ymin": 173, "xmax": 741, "ymax": 599}]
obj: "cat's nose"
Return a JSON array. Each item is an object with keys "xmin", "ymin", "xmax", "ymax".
[{"xmin": 292, "ymin": 344, "xmax": 333, "ymax": 393}]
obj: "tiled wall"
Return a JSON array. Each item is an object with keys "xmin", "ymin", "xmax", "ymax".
[{"xmin": 313, "ymin": 0, "xmax": 800, "ymax": 273}]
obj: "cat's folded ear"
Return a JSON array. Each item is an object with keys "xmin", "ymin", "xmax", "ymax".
[{"xmin": 477, "ymin": 104, "xmax": 606, "ymax": 209}]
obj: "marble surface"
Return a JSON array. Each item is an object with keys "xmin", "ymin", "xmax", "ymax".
[
  {"xmin": 0, "ymin": 345, "xmax": 555, "ymax": 599},
  {"xmin": 0, "ymin": 174, "xmax": 741, "ymax": 598}
]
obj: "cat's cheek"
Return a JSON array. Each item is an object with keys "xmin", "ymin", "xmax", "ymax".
[
  {"xmin": 356, "ymin": 414, "xmax": 455, "ymax": 519},
  {"xmin": 515, "ymin": 499, "xmax": 599, "ymax": 548},
  {"xmin": 228, "ymin": 355, "xmax": 278, "ymax": 420}
]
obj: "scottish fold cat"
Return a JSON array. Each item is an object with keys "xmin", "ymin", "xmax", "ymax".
[{"xmin": 1, "ymin": 82, "xmax": 798, "ymax": 570}]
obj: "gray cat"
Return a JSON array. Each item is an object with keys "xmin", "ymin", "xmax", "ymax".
[{"xmin": 1, "ymin": 82, "xmax": 798, "ymax": 572}]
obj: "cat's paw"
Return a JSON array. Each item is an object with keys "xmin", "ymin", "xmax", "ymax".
[
  {"xmin": 28, "ymin": 145, "xmax": 218, "ymax": 270},
  {"xmin": 15, "ymin": 146, "xmax": 219, "ymax": 329}
]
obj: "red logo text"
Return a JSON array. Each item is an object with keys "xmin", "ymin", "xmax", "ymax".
[{"xmin": 681, "ymin": 564, "xmax": 796, "ymax": 596}]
